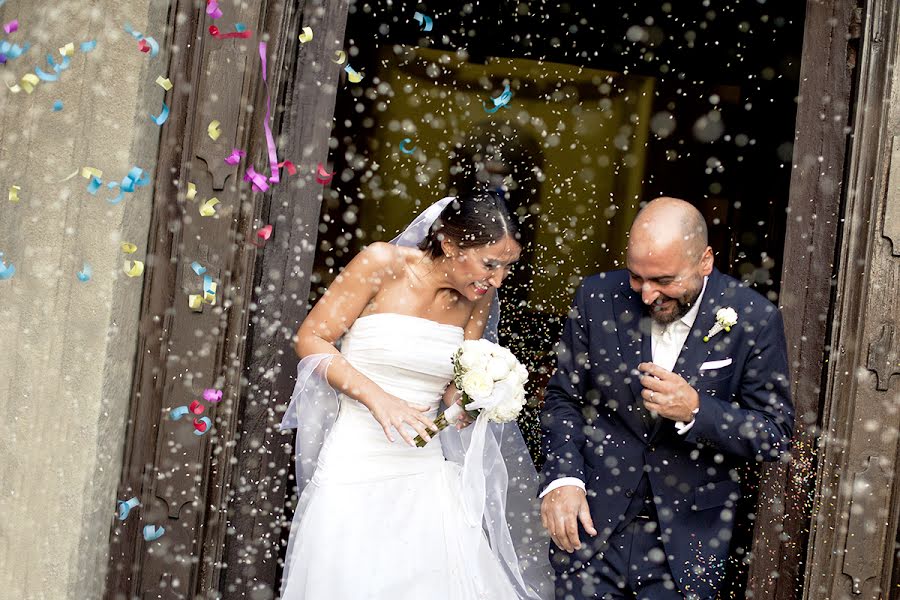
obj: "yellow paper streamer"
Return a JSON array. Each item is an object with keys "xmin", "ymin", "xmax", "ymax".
[
  {"xmin": 345, "ymin": 65, "xmax": 364, "ymax": 83},
  {"xmin": 156, "ymin": 76, "xmax": 173, "ymax": 91},
  {"xmin": 121, "ymin": 242, "xmax": 138, "ymax": 254},
  {"xmin": 9, "ymin": 185, "xmax": 21, "ymax": 203},
  {"xmin": 332, "ymin": 50, "xmax": 346, "ymax": 64},
  {"xmin": 199, "ymin": 197, "xmax": 219, "ymax": 216},
  {"xmin": 203, "ymin": 281, "xmax": 217, "ymax": 305},
  {"xmin": 186, "ymin": 182, "xmax": 197, "ymax": 201},
  {"xmin": 20, "ymin": 73, "xmax": 39, "ymax": 94},
  {"xmin": 188, "ymin": 294, "xmax": 204, "ymax": 312},
  {"xmin": 81, "ymin": 167, "xmax": 103, "ymax": 179},
  {"xmin": 207, "ymin": 120, "xmax": 221, "ymax": 141},
  {"xmin": 298, "ymin": 27, "xmax": 313, "ymax": 43},
  {"xmin": 124, "ymin": 260, "xmax": 145, "ymax": 277},
  {"xmin": 59, "ymin": 43, "xmax": 75, "ymax": 57}
]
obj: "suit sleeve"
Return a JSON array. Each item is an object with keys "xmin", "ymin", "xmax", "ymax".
[
  {"xmin": 683, "ymin": 308, "xmax": 795, "ymax": 462},
  {"xmin": 541, "ymin": 284, "xmax": 592, "ymax": 484}
]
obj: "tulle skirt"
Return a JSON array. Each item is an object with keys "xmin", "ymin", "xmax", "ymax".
[{"xmin": 280, "ymin": 399, "xmax": 520, "ymax": 599}]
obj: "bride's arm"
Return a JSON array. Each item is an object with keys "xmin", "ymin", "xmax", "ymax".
[{"xmin": 295, "ymin": 242, "xmax": 437, "ymax": 444}]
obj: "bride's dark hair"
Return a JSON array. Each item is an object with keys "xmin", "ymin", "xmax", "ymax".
[{"xmin": 417, "ymin": 191, "xmax": 519, "ymax": 258}]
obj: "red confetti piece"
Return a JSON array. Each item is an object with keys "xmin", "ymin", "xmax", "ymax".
[
  {"xmin": 315, "ymin": 163, "xmax": 333, "ymax": 185},
  {"xmin": 138, "ymin": 39, "xmax": 150, "ymax": 53},
  {"xmin": 209, "ymin": 25, "xmax": 252, "ymax": 39},
  {"xmin": 193, "ymin": 417, "xmax": 210, "ymax": 433},
  {"xmin": 189, "ymin": 400, "xmax": 205, "ymax": 415},
  {"xmin": 278, "ymin": 160, "xmax": 297, "ymax": 176}
]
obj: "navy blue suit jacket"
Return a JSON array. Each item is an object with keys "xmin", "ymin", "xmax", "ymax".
[{"xmin": 541, "ymin": 268, "xmax": 794, "ymax": 598}]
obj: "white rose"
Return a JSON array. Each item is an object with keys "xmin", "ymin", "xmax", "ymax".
[
  {"xmin": 483, "ymin": 381, "xmax": 526, "ymax": 423},
  {"xmin": 461, "ymin": 369, "xmax": 494, "ymax": 401},
  {"xmin": 716, "ymin": 307, "xmax": 738, "ymax": 328},
  {"xmin": 486, "ymin": 356, "xmax": 512, "ymax": 380},
  {"xmin": 512, "ymin": 363, "xmax": 529, "ymax": 386}
]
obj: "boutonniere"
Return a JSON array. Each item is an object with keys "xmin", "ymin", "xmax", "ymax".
[{"xmin": 704, "ymin": 307, "xmax": 738, "ymax": 342}]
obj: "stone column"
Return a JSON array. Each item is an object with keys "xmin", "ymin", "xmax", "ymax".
[{"xmin": 0, "ymin": 1, "xmax": 168, "ymax": 598}]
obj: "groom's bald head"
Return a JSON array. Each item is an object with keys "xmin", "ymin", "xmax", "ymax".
[{"xmin": 628, "ymin": 197, "xmax": 709, "ymax": 261}]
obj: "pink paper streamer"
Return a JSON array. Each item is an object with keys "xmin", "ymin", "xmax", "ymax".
[
  {"xmin": 206, "ymin": 1, "xmax": 223, "ymax": 19},
  {"xmin": 224, "ymin": 148, "xmax": 245, "ymax": 165},
  {"xmin": 258, "ymin": 42, "xmax": 280, "ymax": 185},
  {"xmin": 4, "ymin": 20, "xmax": 18, "ymax": 35},
  {"xmin": 243, "ymin": 166, "xmax": 269, "ymax": 192}
]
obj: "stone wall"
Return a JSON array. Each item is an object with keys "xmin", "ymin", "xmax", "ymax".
[{"xmin": 0, "ymin": 1, "xmax": 169, "ymax": 598}]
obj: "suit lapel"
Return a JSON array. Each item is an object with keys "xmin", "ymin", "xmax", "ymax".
[
  {"xmin": 612, "ymin": 283, "xmax": 655, "ymax": 439},
  {"xmin": 647, "ymin": 269, "xmax": 729, "ymax": 441}
]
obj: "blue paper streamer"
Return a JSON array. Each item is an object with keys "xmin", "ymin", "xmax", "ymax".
[
  {"xmin": 76, "ymin": 262, "xmax": 92, "ymax": 282},
  {"xmin": 143, "ymin": 525, "xmax": 165, "ymax": 541},
  {"xmin": 87, "ymin": 176, "xmax": 102, "ymax": 195},
  {"xmin": 80, "ymin": 40, "xmax": 97, "ymax": 52},
  {"xmin": 413, "ymin": 12, "xmax": 433, "ymax": 31},
  {"xmin": 150, "ymin": 102, "xmax": 169, "ymax": 125},
  {"xmin": 0, "ymin": 255, "xmax": 14, "ymax": 280},
  {"xmin": 117, "ymin": 497, "xmax": 140, "ymax": 521},
  {"xmin": 234, "ymin": 23, "xmax": 247, "ymax": 32},
  {"xmin": 483, "ymin": 83, "xmax": 513, "ymax": 114},
  {"xmin": 169, "ymin": 405, "xmax": 190, "ymax": 420},
  {"xmin": 203, "ymin": 275, "xmax": 214, "ymax": 295},
  {"xmin": 191, "ymin": 261, "xmax": 206, "ymax": 276},
  {"xmin": 52, "ymin": 100, "xmax": 63, "ymax": 112},
  {"xmin": 399, "ymin": 138, "xmax": 416, "ymax": 154}
]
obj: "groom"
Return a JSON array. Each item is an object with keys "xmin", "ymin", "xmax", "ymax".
[{"xmin": 540, "ymin": 197, "xmax": 794, "ymax": 599}]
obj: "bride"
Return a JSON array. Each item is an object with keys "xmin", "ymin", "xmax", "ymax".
[{"xmin": 279, "ymin": 192, "xmax": 552, "ymax": 599}]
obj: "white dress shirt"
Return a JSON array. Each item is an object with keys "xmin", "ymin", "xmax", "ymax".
[{"xmin": 541, "ymin": 278, "xmax": 709, "ymax": 498}]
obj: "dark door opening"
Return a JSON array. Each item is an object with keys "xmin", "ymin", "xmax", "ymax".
[{"xmin": 302, "ymin": 1, "xmax": 805, "ymax": 597}]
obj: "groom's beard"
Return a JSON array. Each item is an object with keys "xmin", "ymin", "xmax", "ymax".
[{"xmin": 647, "ymin": 285, "xmax": 703, "ymax": 325}]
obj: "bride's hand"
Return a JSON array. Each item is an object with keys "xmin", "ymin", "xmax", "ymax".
[
  {"xmin": 370, "ymin": 392, "xmax": 438, "ymax": 446},
  {"xmin": 453, "ymin": 399, "xmax": 475, "ymax": 430}
]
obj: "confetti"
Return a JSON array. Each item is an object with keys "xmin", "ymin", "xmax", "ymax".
[
  {"xmin": 52, "ymin": 100, "xmax": 63, "ymax": 111},
  {"xmin": 243, "ymin": 166, "xmax": 269, "ymax": 192},
  {"xmin": 0, "ymin": 255, "xmax": 15, "ymax": 280},
  {"xmin": 203, "ymin": 388, "xmax": 222, "ymax": 403},
  {"xmin": 106, "ymin": 166, "xmax": 149, "ymax": 204},
  {"xmin": 224, "ymin": 148, "xmax": 245, "ymax": 165},
  {"xmin": 124, "ymin": 24, "xmax": 159, "ymax": 58},
  {"xmin": 138, "ymin": 39, "xmax": 150, "ymax": 53},
  {"xmin": 18, "ymin": 73, "xmax": 39, "ymax": 93},
  {"xmin": 193, "ymin": 416, "xmax": 212, "ymax": 435},
  {"xmin": 80, "ymin": 40, "xmax": 96, "ymax": 52},
  {"xmin": 0, "ymin": 39, "xmax": 30, "ymax": 65},
  {"xmin": 155, "ymin": 75, "xmax": 172, "ymax": 90},
  {"xmin": 315, "ymin": 163, "xmax": 333, "ymax": 185},
  {"xmin": 116, "ymin": 497, "xmax": 140, "ymax": 521},
  {"xmin": 190, "ymin": 261, "xmax": 206, "ymax": 275},
  {"xmin": 234, "ymin": 23, "xmax": 247, "ymax": 33},
  {"xmin": 121, "ymin": 242, "xmax": 138, "ymax": 254},
  {"xmin": 278, "ymin": 160, "xmax": 297, "ymax": 175},
  {"xmin": 332, "ymin": 50, "xmax": 346, "ymax": 64},
  {"xmin": 189, "ymin": 400, "xmax": 205, "ymax": 415},
  {"xmin": 81, "ymin": 167, "xmax": 102, "ymax": 179},
  {"xmin": 9, "ymin": 185, "xmax": 20, "ymax": 203},
  {"xmin": 87, "ymin": 176, "xmax": 102, "ymax": 194},
  {"xmin": 250, "ymin": 224, "xmax": 273, "ymax": 248},
  {"xmin": 185, "ymin": 182, "xmax": 197, "ymax": 201},
  {"xmin": 4, "ymin": 19, "xmax": 18, "ymax": 34},
  {"xmin": 143, "ymin": 525, "xmax": 165, "ymax": 541},
  {"xmin": 298, "ymin": 27, "xmax": 313, "ymax": 43},
  {"xmin": 188, "ymin": 294, "xmax": 204, "ymax": 311},
  {"xmin": 124, "ymin": 260, "xmax": 144, "ymax": 277},
  {"xmin": 206, "ymin": 0, "xmax": 223, "ymax": 19},
  {"xmin": 58, "ymin": 43, "xmax": 74, "ymax": 57},
  {"xmin": 399, "ymin": 138, "xmax": 416, "ymax": 154},
  {"xmin": 76, "ymin": 262, "xmax": 92, "ymax": 282},
  {"xmin": 199, "ymin": 197, "xmax": 220, "ymax": 216},
  {"xmin": 203, "ymin": 277, "xmax": 217, "ymax": 304},
  {"xmin": 150, "ymin": 102, "xmax": 169, "ymax": 126},
  {"xmin": 207, "ymin": 120, "xmax": 221, "ymax": 140},
  {"xmin": 169, "ymin": 405, "xmax": 190, "ymax": 420},
  {"xmin": 344, "ymin": 64, "xmax": 363, "ymax": 83},
  {"xmin": 484, "ymin": 83, "xmax": 513, "ymax": 114},
  {"xmin": 256, "ymin": 42, "xmax": 281, "ymax": 188},
  {"xmin": 413, "ymin": 12, "xmax": 433, "ymax": 31}
]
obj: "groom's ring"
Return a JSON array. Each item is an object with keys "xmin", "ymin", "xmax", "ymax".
[{"xmin": 649, "ymin": 391, "xmax": 655, "ymax": 401}]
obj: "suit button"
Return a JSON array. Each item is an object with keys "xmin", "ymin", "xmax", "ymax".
[{"xmin": 625, "ymin": 489, "xmax": 634, "ymax": 498}]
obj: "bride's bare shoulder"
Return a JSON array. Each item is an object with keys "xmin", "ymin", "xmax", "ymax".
[{"xmin": 354, "ymin": 242, "xmax": 421, "ymax": 276}]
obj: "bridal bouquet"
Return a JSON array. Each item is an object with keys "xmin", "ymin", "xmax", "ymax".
[{"xmin": 414, "ymin": 339, "xmax": 529, "ymax": 447}]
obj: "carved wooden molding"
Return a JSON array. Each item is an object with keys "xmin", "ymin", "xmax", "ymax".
[
  {"xmin": 884, "ymin": 136, "xmax": 900, "ymax": 255},
  {"xmin": 841, "ymin": 456, "xmax": 891, "ymax": 594},
  {"xmin": 867, "ymin": 324, "xmax": 900, "ymax": 390}
]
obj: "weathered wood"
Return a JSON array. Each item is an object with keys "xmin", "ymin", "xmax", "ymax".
[
  {"xmin": 215, "ymin": 1, "xmax": 351, "ymax": 598},
  {"xmin": 745, "ymin": 1, "xmax": 860, "ymax": 599},
  {"xmin": 800, "ymin": 0, "xmax": 900, "ymax": 598}
]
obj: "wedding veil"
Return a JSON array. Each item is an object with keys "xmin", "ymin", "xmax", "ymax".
[{"xmin": 279, "ymin": 196, "xmax": 552, "ymax": 599}]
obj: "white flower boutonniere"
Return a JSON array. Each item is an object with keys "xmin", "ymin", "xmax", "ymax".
[{"xmin": 704, "ymin": 307, "xmax": 738, "ymax": 342}]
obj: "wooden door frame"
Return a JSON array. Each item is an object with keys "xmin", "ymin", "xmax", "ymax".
[{"xmin": 106, "ymin": 0, "xmax": 877, "ymax": 598}]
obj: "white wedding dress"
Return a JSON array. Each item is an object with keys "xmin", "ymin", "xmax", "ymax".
[{"xmin": 280, "ymin": 312, "xmax": 525, "ymax": 599}]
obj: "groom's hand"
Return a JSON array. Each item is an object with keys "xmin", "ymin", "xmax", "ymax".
[
  {"xmin": 638, "ymin": 362, "xmax": 700, "ymax": 422},
  {"xmin": 541, "ymin": 486, "xmax": 597, "ymax": 553}
]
